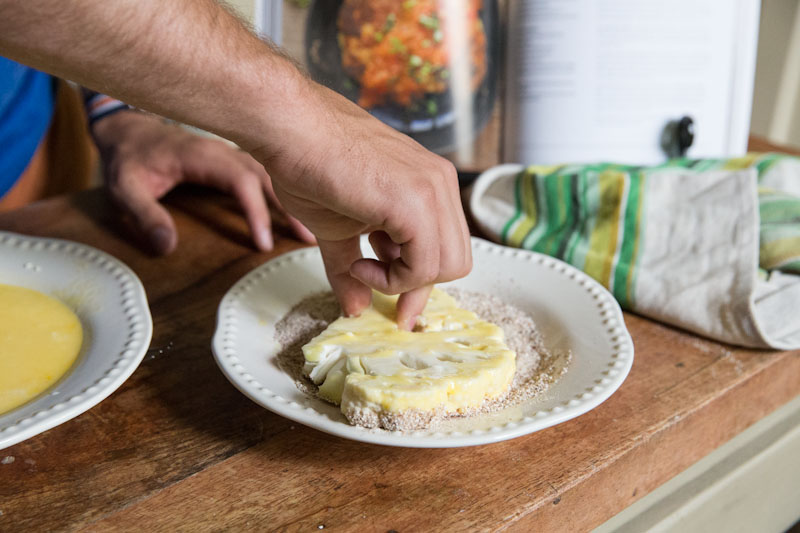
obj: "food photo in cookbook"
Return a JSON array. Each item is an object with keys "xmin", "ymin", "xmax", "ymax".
[{"xmin": 305, "ymin": 0, "xmax": 499, "ymax": 153}]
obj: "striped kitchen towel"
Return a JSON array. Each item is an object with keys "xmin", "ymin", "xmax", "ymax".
[{"xmin": 469, "ymin": 154, "xmax": 800, "ymax": 350}]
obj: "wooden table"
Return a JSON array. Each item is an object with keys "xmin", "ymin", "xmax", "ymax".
[{"xmin": 1, "ymin": 181, "xmax": 799, "ymax": 532}]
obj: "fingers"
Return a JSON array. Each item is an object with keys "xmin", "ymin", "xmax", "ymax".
[
  {"xmin": 368, "ymin": 230, "xmax": 400, "ymax": 263},
  {"xmin": 189, "ymin": 146, "xmax": 275, "ymax": 251},
  {"xmin": 229, "ymin": 146, "xmax": 316, "ymax": 245},
  {"xmin": 318, "ymin": 236, "xmax": 371, "ymax": 317},
  {"xmin": 189, "ymin": 139, "xmax": 318, "ymax": 250},
  {"xmin": 437, "ymin": 159, "xmax": 473, "ymax": 281},
  {"xmin": 348, "ymin": 162, "xmax": 470, "ymax": 330},
  {"xmin": 396, "ymin": 285, "xmax": 433, "ymax": 331},
  {"xmin": 229, "ymin": 173, "xmax": 274, "ymax": 252},
  {"xmin": 350, "ymin": 191, "xmax": 440, "ymax": 294},
  {"xmin": 260, "ymin": 170, "xmax": 316, "ymax": 244},
  {"xmin": 109, "ymin": 165, "xmax": 178, "ymax": 255},
  {"xmin": 350, "ymin": 174, "xmax": 469, "ymax": 296},
  {"xmin": 365, "ymin": 230, "xmax": 430, "ymax": 329},
  {"xmin": 286, "ymin": 216, "xmax": 316, "ymax": 244}
]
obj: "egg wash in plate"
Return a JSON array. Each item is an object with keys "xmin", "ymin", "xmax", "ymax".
[
  {"xmin": 0, "ymin": 231, "xmax": 152, "ymax": 451},
  {"xmin": 0, "ymin": 284, "xmax": 83, "ymax": 415}
]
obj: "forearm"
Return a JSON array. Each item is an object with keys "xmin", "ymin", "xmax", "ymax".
[
  {"xmin": 0, "ymin": 0, "xmax": 473, "ymax": 321},
  {"xmin": 0, "ymin": 0, "xmax": 306, "ymax": 152}
]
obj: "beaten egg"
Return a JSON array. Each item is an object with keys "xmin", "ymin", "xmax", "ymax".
[{"xmin": 0, "ymin": 284, "xmax": 83, "ymax": 415}]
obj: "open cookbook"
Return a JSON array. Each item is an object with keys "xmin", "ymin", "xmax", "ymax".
[{"xmin": 255, "ymin": 0, "xmax": 760, "ymax": 169}]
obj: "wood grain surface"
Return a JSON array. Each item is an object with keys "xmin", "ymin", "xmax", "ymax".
[{"xmin": 0, "ymin": 173, "xmax": 798, "ymax": 532}]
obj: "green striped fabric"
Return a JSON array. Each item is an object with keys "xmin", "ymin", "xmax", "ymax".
[
  {"xmin": 759, "ymin": 187, "xmax": 800, "ymax": 274},
  {"xmin": 498, "ymin": 153, "xmax": 800, "ymax": 310}
]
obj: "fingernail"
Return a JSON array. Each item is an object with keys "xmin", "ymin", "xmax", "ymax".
[
  {"xmin": 257, "ymin": 226, "xmax": 273, "ymax": 251},
  {"xmin": 402, "ymin": 315, "xmax": 419, "ymax": 331},
  {"xmin": 150, "ymin": 226, "xmax": 173, "ymax": 254},
  {"xmin": 343, "ymin": 302, "xmax": 365, "ymax": 318}
]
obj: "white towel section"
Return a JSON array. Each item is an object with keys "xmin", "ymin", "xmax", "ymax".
[{"xmin": 469, "ymin": 165, "xmax": 800, "ymax": 350}]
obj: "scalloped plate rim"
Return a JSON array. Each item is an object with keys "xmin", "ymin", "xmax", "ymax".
[
  {"xmin": 0, "ymin": 231, "xmax": 152, "ymax": 451},
  {"xmin": 212, "ymin": 236, "xmax": 633, "ymax": 447}
]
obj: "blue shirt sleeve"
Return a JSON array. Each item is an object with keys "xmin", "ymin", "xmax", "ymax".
[{"xmin": 0, "ymin": 57, "xmax": 56, "ymax": 199}]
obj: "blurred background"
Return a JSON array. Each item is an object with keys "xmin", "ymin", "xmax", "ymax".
[
  {"xmin": 224, "ymin": 0, "xmax": 800, "ymax": 171},
  {"xmin": 750, "ymin": 0, "xmax": 800, "ymax": 148}
]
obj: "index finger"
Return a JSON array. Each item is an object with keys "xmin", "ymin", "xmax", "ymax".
[
  {"xmin": 396, "ymin": 285, "xmax": 433, "ymax": 331},
  {"xmin": 318, "ymin": 236, "xmax": 372, "ymax": 317},
  {"xmin": 350, "ymin": 208, "xmax": 440, "ymax": 294}
]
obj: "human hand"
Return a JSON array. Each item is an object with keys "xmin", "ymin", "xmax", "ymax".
[
  {"xmin": 249, "ymin": 81, "xmax": 472, "ymax": 329},
  {"xmin": 92, "ymin": 111, "xmax": 314, "ymax": 255}
]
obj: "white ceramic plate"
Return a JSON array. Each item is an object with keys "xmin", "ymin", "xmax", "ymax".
[
  {"xmin": 212, "ymin": 235, "xmax": 633, "ymax": 448},
  {"xmin": 0, "ymin": 232, "xmax": 152, "ymax": 450}
]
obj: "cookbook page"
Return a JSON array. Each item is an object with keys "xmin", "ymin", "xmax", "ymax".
[{"xmin": 503, "ymin": 0, "xmax": 760, "ymax": 165}]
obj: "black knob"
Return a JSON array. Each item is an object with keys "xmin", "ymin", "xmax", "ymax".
[
  {"xmin": 661, "ymin": 115, "xmax": 695, "ymax": 159},
  {"xmin": 677, "ymin": 116, "xmax": 694, "ymax": 155}
]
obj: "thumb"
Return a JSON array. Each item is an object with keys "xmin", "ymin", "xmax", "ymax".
[
  {"xmin": 317, "ymin": 236, "xmax": 371, "ymax": 317},
  {"xmin": 109, "ymin": 169, "xmax": 178, "ymax": 255}
]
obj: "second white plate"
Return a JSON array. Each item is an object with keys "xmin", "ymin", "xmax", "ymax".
[
  {"xmin": 212, "ymin": 236, "xmax": 633, "ymax": 447},
  {"xmin": 0, "ymin": 232, "xmax": 152, "ymax": 451}
]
